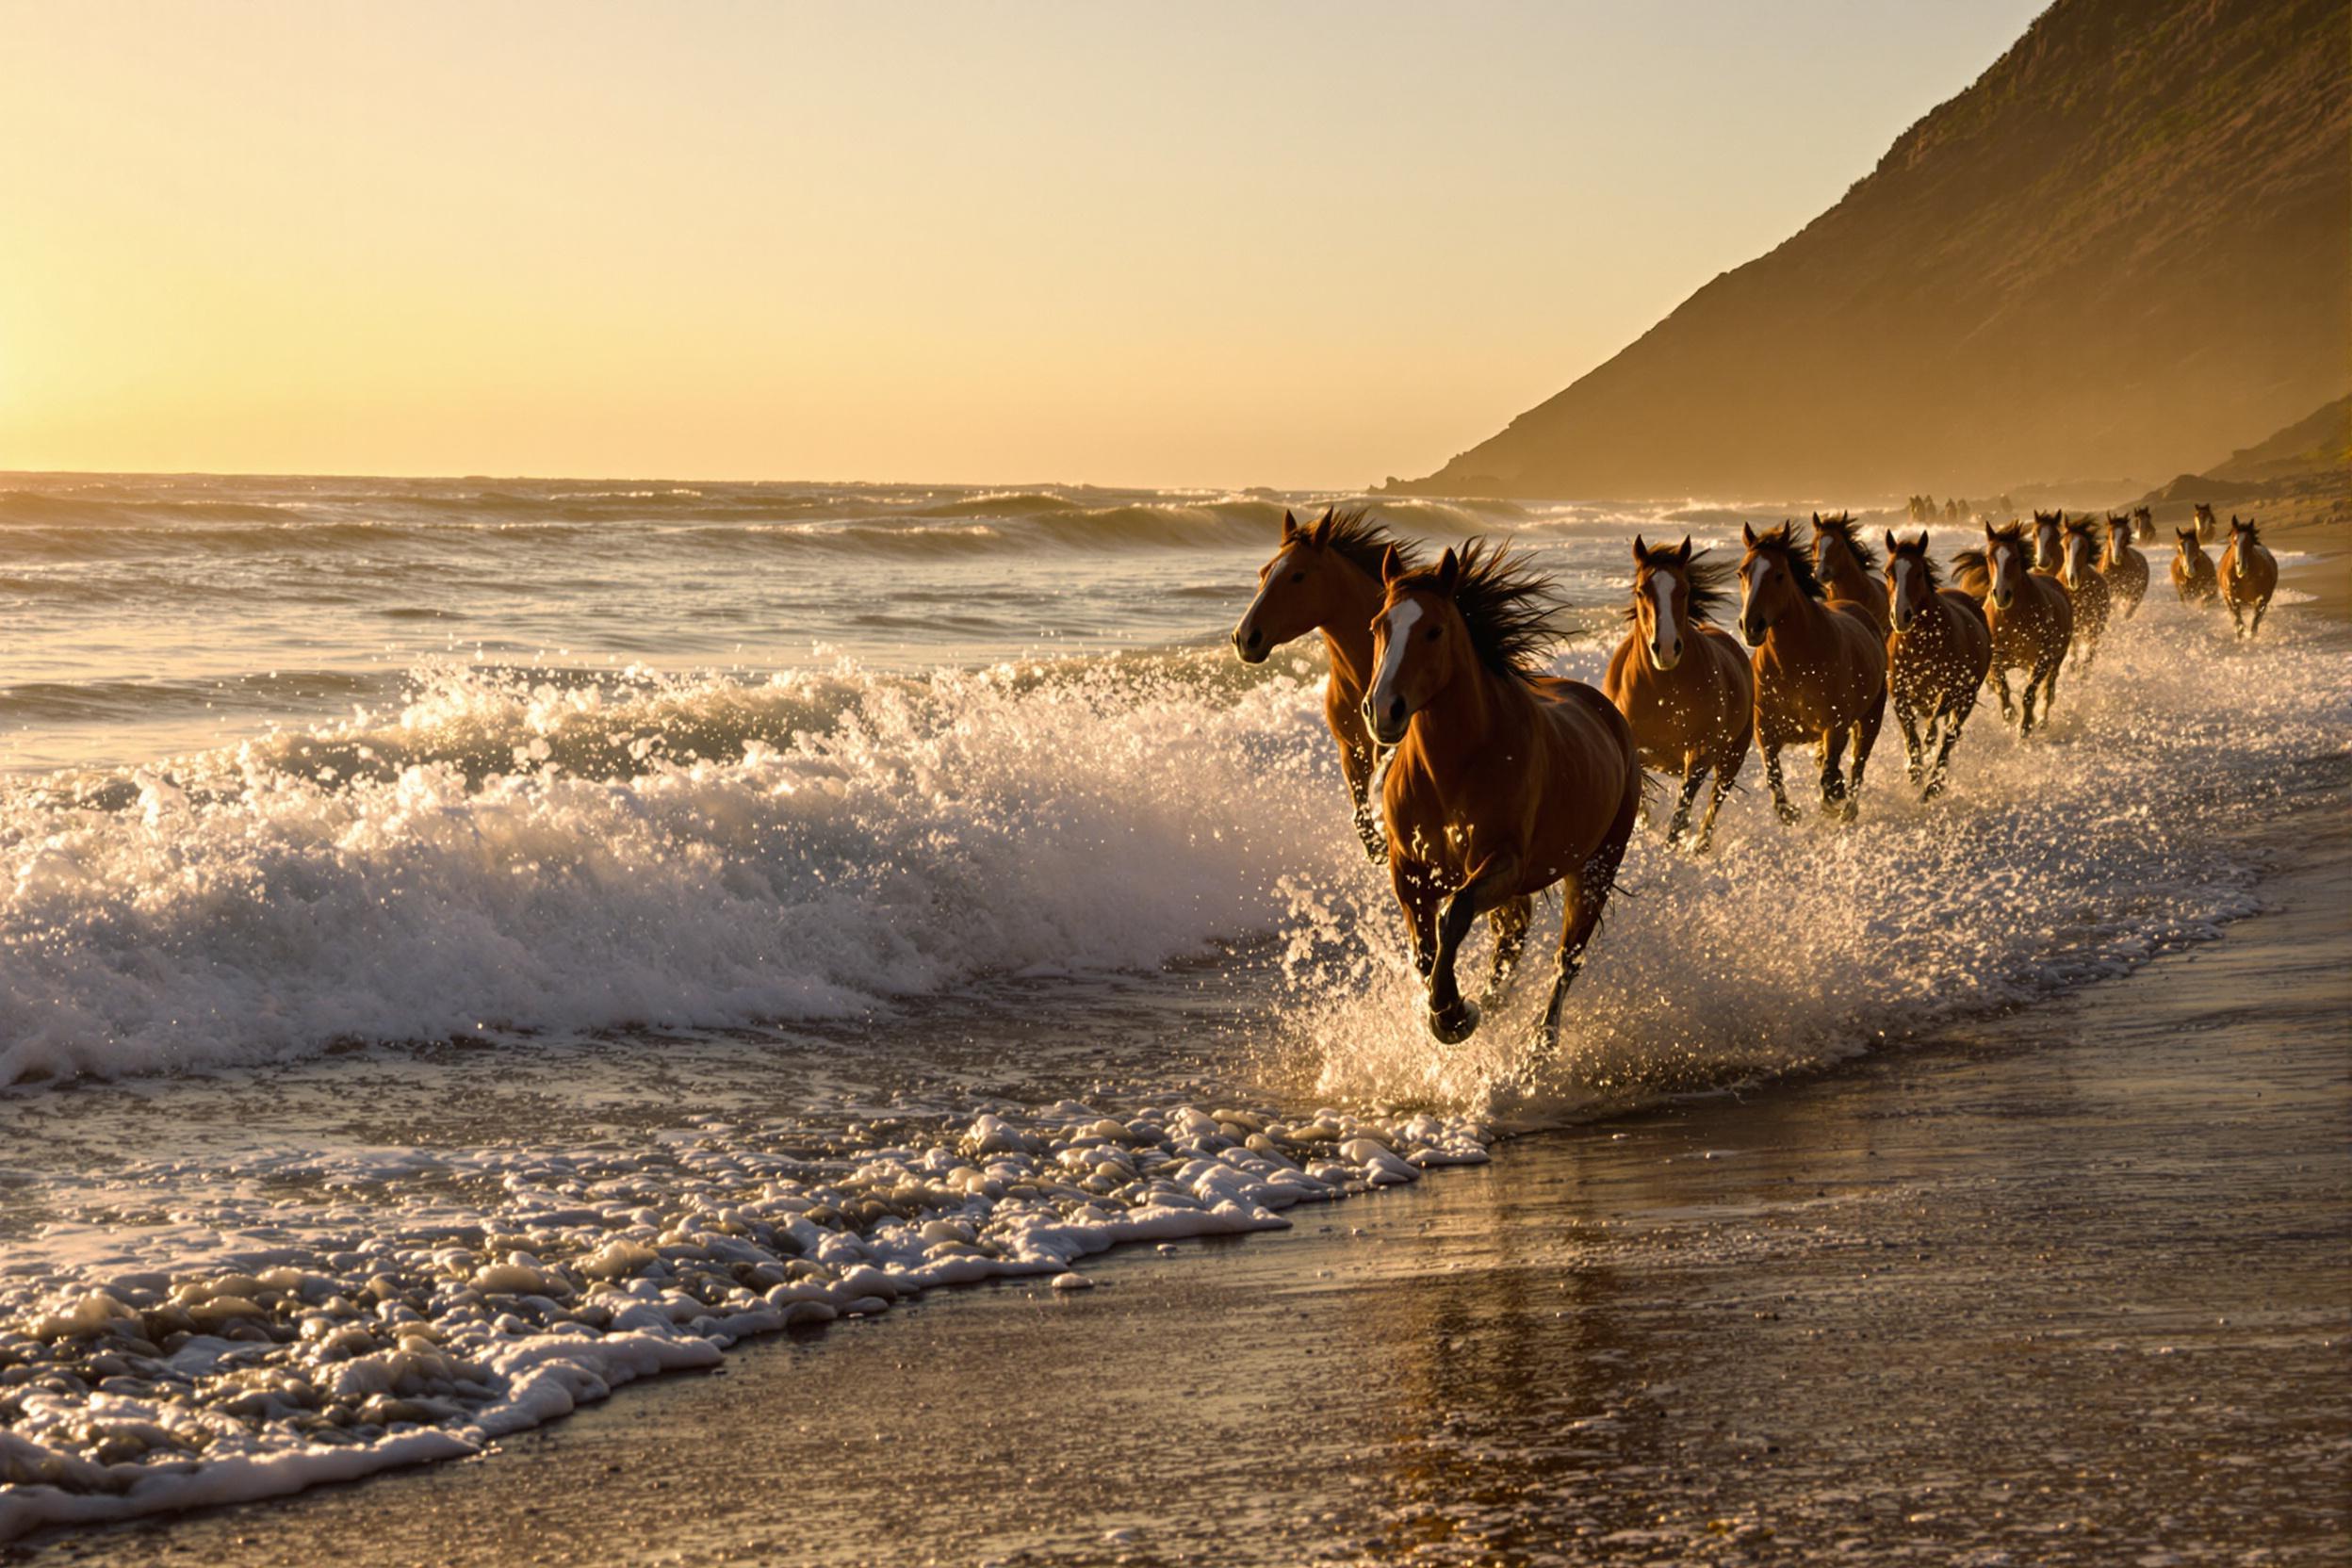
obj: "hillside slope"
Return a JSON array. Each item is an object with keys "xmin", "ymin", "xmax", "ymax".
[{"xmin": 1396, "ymin": 0, "xmax": 2350, "ymax": 500}]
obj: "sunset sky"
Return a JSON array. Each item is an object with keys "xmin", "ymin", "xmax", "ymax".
[{"xmin": 1, "ymin": 1, "xmax": 2046, "ymax": 488}]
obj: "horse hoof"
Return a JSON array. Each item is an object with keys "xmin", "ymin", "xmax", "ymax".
[
  {"xmin": 1774, "ymin": 804, "xmax": 1802, "ymax": 825},
  {"xmin": 1425, "ymin": 1000, "xmax": 1480, "ymax": 1045}
]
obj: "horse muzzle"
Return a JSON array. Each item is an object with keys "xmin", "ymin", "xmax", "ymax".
[
  {"xmin": 1740, "ymin": 617, "xmax": 1765, "ymax": 648},
  {"xmin": 1647, "ymin": 638, "xmax": 1683, "ymax": 673},
  {"xmin": 1232, "ymin": 624, "xmax": 1267, "ymax": 664},
  {"xmin": 1363, "ymin": 694, "xmax": 1411, "ymax": 746}
]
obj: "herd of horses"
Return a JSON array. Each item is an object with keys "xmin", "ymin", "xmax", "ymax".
[{"xmin": 1230, "ymin": 502, "xmax": 2281, "ymax": 1057}]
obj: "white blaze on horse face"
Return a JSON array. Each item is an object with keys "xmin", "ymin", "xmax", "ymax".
[
  {"xmin": 1890, "ymin": 558, "xmax": 1914, "ymax": 626},
  {"xmin": 1370, "ymin": 598, "xmax": 1425, "ymax": 719},
  {"xmin": 1646, "ymin": 573, "xmax": 1680, "ymax": 668}
]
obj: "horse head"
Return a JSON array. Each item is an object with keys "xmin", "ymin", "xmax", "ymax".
[
  {"xmin": 1629, "ymin": 533, "xmax": 1697, "ymax": 672},
  {"xmin": 1364, "ymin": 545, "xmax": 1467, "ymax": 745},
  {"xmin": 1884, "ymin": 530, "xmax": 1937, "ymax": 633},
  {"xmin": 1739, "ymin": 521, "xmax": 1821, "ymax": 647}
]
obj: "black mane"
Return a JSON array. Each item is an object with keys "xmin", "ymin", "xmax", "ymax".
[
  {"xmin": 1743, "ymin": 520, "xmax": 1827, "ymax": 600},
  {"xmin": 1315, "ymin": 506, "xmax": 1420, "ymax": 583},
  {"xmin": 1811, "ymin": 511, "xmax": 1879, "ymax": 573},
  {"xmin": 1398, "ymin": 538, "xmax": 1566, "ymax": 680},
  {"xmin": 1888, "ymin": 533, "xmax": 1943, "ymax": 588},
  {"xmin": 1629, "ymin": 539, "xmax": 1735, "ymax": 627},
  {"xmin": 2230, "ymin": 517, "xmax": 2263, "ymax": 547}
]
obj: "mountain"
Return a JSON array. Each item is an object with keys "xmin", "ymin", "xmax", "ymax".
[
  {"xmin": 2132, "ymin": 392, "xmax": 2351, "ymax": 525},
  {"xmin": 1392, "ymin": 0, "xmax": 2350, "ymax": 501}
]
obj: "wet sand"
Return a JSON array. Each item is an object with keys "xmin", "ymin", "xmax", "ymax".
[{"xmin": 18, "ymin": 783, "xmax": 2347, "ymax": 1565}]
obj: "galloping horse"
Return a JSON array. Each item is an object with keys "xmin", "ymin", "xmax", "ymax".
[
  {"xmin": 1603, "ymin": 535, "xmax": 1751, "ymax": 851},
  {"xmin": 1365, "ymin": 542, "xmax": 1640, "ymax": 1054},
  {"xmin": 1810, "ymin": 512, "xmax": 1891, "ymax": 637},
  {"xmin": 2219, "ymin": 516, "xmax": 2278, "ymax": 639},
  {"xmin": 1975, "ymin": 519, "xmax": 2072, "ymax": 736},
  {"xmin": 2099, "ymin": 514, "xmax": 2150, "ymax": 621},
  {"xmin": 2031, "ymin": 510, "xmax": 2066, "ymax": 573},
  {"xmin": 2171, "ymin": 528, "xmax": 2218, "ymax": 606},
  {"xmin": 2132, "ymin": 506, "xmax": 2156, "ymax": 545},
  {"xmin": 2195, "ymin": 501, "xmax": 2218, "ymax": 542},
  {"xmin": 1738, "ymin": 521, "xmax": 1886, "ymax": 821},
  {"xmin": 1233, "ymin": 506, "xmax": 1418, "ymax": 858},
  {"xmin": 2056, "ymin": 516, "xmax": 2114, "ymax": 667},
  {"xmin": 1883, "ymin": 531, "xmax": 1991, "ymax": 798}
]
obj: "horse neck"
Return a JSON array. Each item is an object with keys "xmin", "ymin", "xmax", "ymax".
[
  {"xmin": 1765, "ymin": 588, "xmax": 1843, "ymax": 654},
  {"xmin": 1406, "ymin": 655, "xmax": 1515, "ymax": 776},
  {"xmin": 1824, "ymin": 553, "xmax": 1872, "ymax": 601},
  {"xmin": 1314, "ymin": 566, "xmax": 1385, "ymax": 698}
]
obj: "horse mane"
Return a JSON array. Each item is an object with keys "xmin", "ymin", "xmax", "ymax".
[
  {"xmin": 1626, "ymin": 539, "xmax": 1735, "ymax": 627},
  {"xmin": 1985, "ymin": 518, "xmax": 2032, "ymax": 548},
  {"xmin": 1889, "ymin": 534, "xmax": 1943, "ymax": 587},
  {"xmin": 1315, "ymin": 506, "xmax": 1421, "ymax": 582},
  {"xmin": 1812, "ymin": 511, "xmax": 1878, "ymax": 572},
  {"xmin": 1744, "ymin": 520, "xmax": 1827, "ymax": 601},
  {"xmin": 2230, "ymin": 517, "xmax": 2262, "ymax": 547},
  {"xmin": 2064, "ymin": 515, "xmax": 2100, "ymax": 545},
  {"xmin": 1400, "ymin": 538, "xmax": 1566, "ymax": 680}
]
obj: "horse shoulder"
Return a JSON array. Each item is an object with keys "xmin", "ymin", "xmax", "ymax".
[{"xmin": 1601, "ymin": 633, "xmax": 1639, "ymax": 709}]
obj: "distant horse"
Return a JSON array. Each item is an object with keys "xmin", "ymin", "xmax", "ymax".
[
  {"xmin": 1972, "ymin": 519, "xmax": 2072, "ymax": 736},
  {"xmin": 1883, "ymin": 531, "xmax": 1991, "ymax": 798},
  {"xmin": 1810, "ymin": 511, "xmax": 1891, "ymax": 638},
  {"xmin": 2195, "ymin": 501, "xmax": 2218, "ymax": 543},
  {"xmin": 2031, "ymin": 510, "xmax": 2066, "ymax": 573},
  {"xmin": 2056, "ymin": 516, "xmax": 2114, "ymax": 667},
  {"xmin": 2132, "ymin": 506, "xmax": 2156, "ymax": 545},
  {"xmin": 2099, "ymin": 514, "xmax": 2150, "ymax": 621},
  {"xmin": 2219, "ymin": 516, "xmax": 2278, "ymax": 639},
  {"xmin": 1603, "ymin": 535, "xmax": 1752, "ymax": 851},
  {"xmin": 1365, "ymin": 542, "xmax": 1640, "ymax": 1054},
  {"xmin": 2171, "ymin": 528, "xmax": 2218, "ymax": 606},
  {"xmin": 1738, "ymin": 521, "xmax": 1886, "ymax": 821}
]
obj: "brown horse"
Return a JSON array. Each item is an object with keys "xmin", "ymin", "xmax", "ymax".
[
  {"xmin": 2057, "ymin": 516, "xmax": 2114, "ymax": 667},
  {"xmin": 1738, "ymin": 521, "xmax": 1886, "ymax": 822},
  {"xmin": 2031, "ymin": 510, "xmax": 2066, "ymax": 572},
  {"xmin": 1810, "ymin": 511, "xmax": 1892, "ymax": 637},
  {"xmin": 1883, "ymin": 531, "xmax": 1991, "ymax": 798},
  {"xmin": 2099, "ymin": 514, "xmax": 2150, "ymax": 620},
  {"xmin": 1233, "ymin": 506, "xmax": 1419, "ymax": 859},
  {"xmin": 2132, "ymin": 505, "xmax": 2156, "ymax": 545},
  {"xmin": 1365, "ymin": 542, "xmax": 1640, "ymax": 1054},
  {"xmin": 2219, "ymin": 516, "xmax": 2278, "ymax": 639},
  {"xmin": 1976, "ymin": 519, "xmax": 2072, "ymax": 736},
  {"xmin": 2195, "ymin": 501, "xmax": 2218, "ymax": 542},
  {"xmin": 1603, "ymin": 535, "xmax": 1751, "ymax": 852},
  {"xmin": 2171, "ymin": 528, "xmax": 2218, "ymax": 606}
]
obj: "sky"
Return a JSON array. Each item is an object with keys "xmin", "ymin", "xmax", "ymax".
[{"xmin": 0, "ymin": 0, "xmax": 2050, "ymax": 489}]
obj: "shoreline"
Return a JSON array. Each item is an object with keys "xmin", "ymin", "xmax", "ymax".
[{"xmin": 16, "ymin": 767, "xmax": 2347, "ymax": 1565}]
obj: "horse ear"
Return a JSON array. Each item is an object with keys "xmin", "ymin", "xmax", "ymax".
[
  {"xmin": 1281, "ymin": 510, "xmax": 1298, "ymax": 540},
  {"xmin": 1631, "ymin": 533, "xmax": 1647, "ymax": 563},
  {"xmin": 1810, "ymin": 512, "xmax": 1822, "ymax": 527},
  {"xmin": 1435, "ymin": 547, "xmax": 1461, "ymax": 595},
  {"xmin": 1884, "ymin": 529, "xmax": 1899, "ymax": 554},
  {"xmin": 1309, "ymin": 511, "xmax": 1335, "ymax": 547},
  {"xmin": 1676, "ymin": 535, "xmax": 1693, "ymax": 563},
  {"xmin": 1742, "ymin": 522, "xmax": 1758, "ymax": 547},
  {"xmin": 1380, "ymin": 544, "xmax": 1404, "ymax": 583}
]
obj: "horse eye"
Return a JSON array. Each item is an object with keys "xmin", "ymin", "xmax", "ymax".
[
  {"xmin": 1289, "ymin": 571, "xmax": 1305, "ymax": 582},
  {"xmin": 1425, "ymin": 627, "xmax": 1441, "ymax": 642}
]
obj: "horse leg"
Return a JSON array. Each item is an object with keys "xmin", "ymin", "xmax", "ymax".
[
  {"xmin": 1390, "ymin": 858, "xmax": 1440, "ymax": 980},
  {"xmin": 1761, "ymin": 739, "xmax": 1800, "ymax": 825},
  {"xmin": 1480, "ymin": 896, "xmax": 1532, "ymax": 1002},
  {"xmin": 2228, "ymin": 597, "xmax": 2246, "ymax": 639},
  {"xmin": 1693, "ymin": 742, "xmax": 1744, "ymax": 854},
  {"xmin": 1425, "ymin": 852, "xmax": 1523, "ymax": 1045},
  {"xmin": 1896, "ymin": 700, "xmax": 1924, "ymax": 788},
  {"xmin": 1345, "ymin": 742, "xmax": 1386, "ymax": 862},
  {"xmin": 1989, "ymin": 667, "xmax": 2015, "ymax": 727},
  {"xmin": 1817, "ymin": 727, "xmax": 1850, "ymax": 816},
  {"xmin": 1664, "ymin": 756, "xmax": 1707, "ymax": 847},
  {"xmin": 1847, "ymin": 686, "xmax": 1886, "ymax": 817},
  {"xmin": 1533, "ymin": 783, "xmax": 1640, "ymax": 1062},
  {"xmin": 1925, "ymin": 692, "xmax": 1972, "ymax": 800},
  {"xmin": 2251, "ymin": 600, "xmax": 2268, "ymax": 640}
]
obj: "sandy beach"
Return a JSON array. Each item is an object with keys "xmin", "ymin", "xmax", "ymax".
[{"xmin": 15, "ymin": 738, "xmax": 2344, "ymax": 1567}]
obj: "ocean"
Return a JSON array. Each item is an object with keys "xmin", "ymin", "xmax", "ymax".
[{"xmin": 0, "ymin": 473, "xmax": 2343, "ymax": 1538}]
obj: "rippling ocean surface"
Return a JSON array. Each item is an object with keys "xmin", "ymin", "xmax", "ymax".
[{"xmin": 1, "ymin": 472, "xmax": 2344, "ymax": 1537}]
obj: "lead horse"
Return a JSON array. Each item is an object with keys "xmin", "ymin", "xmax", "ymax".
[
  {"xmin": 1739, "ymin": 521, "xmax": 1886, "ymax": 822},
  {"xmin": 1883, "ymin": 531, "xmax": 1991, "ymax": 798},
  {"xmin": 1365, "ymin": 542, "xmax": 1640, "ymax": 1056}
]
